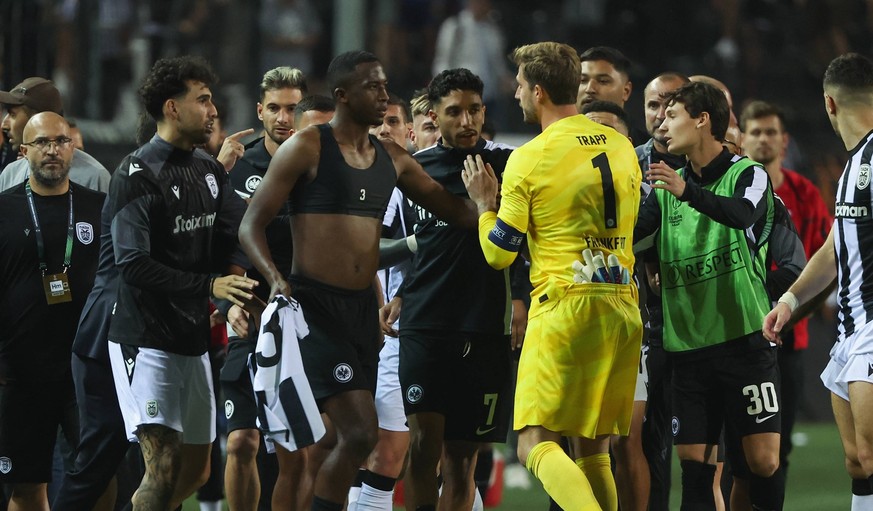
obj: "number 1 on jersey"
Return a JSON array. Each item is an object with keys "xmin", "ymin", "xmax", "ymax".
[{"xmin": 592, "ymin": 152, "xmax": 617, "ymax": 229}]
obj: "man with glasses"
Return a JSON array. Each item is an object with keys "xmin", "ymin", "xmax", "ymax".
[
  {"xmin": 0, "ymin": 77, "xmax": 110, "ymax": 192},
  {"xmin": 0, "ymin": 112, "xmax": 105, "ymax": 510}
]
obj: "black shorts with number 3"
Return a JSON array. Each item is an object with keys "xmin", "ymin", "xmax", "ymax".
[
  {"xmin": 671, "ymin": 346, "xmax": 781, "ymax": 446},
  {"xmin": 399, "ymin": 330, "xmax": 512, "ymax": 443}
]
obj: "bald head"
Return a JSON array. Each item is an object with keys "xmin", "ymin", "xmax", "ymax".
[
  {"xmin": 22, "ymin": 111, "xmax": 70, "ymax": 142},
  {"xmin": 21, "ymin": 112, "xmax": 74, "ymax": 192},
  {"xmin": 689, "ymin": 75, "xmax": 732, "ymax": 108},
  {"xmin": 644, "ymin": 73, "xmax": 689, "ymax": 146}
]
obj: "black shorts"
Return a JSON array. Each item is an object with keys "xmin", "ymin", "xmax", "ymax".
[
  {"xmin": 220, "ymin": 338, "xmax": 258, "ymax": 432},
  {"xmin": 291, "ymin": 275, "xmax": 380, "ymax": 404},
  {"xmin": 0, "ymin": 381, "xmax": 78, "ymax": 483},
  {"xmin": 399, "ymin": 330, "xmax": 512, "ymax": 443},
  {"xmin": 672, "ymin": 347, "xmax": 781, "ymax": 446}
]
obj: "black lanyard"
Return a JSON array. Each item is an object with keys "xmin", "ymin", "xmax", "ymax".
[{"xmin": 25, "ymin": 182, "xmax": 74, "ymax": 275}]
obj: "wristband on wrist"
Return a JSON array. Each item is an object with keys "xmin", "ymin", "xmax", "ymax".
[
  {"xmin": 209, "ymin": 277, "xmax": 216, "ymax": 299},
  {"xmin": 406, "ymin": 234, "xmax": 418, "ymax": 254},
  {"xmin": 778, "ymin": 291, "xmax": 799, "ymax": 313}
]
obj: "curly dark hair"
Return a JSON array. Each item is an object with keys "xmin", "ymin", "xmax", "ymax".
[
  {"xmin": 427, "ymin": 68, "xmax": 484, "ymax": 107},
  {"xmin": 139, "ymin": 56, "xmax": 218, "ymax": 121}
]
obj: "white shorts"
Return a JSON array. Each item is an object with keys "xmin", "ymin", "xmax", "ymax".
[
  {"xmin": 634, "ymin": 344, "xmax": 649, "ymax": 402},
  {"xmin": 109, "ymin": 342, "xmax": 216, "ymax": 444},
  {"xmin": 375, "ymin": 336, "xmax": 408, "ymax": 432},
  {"xmin": 821, "ymin": 320, "xmax": 873, "ymax": 401}
]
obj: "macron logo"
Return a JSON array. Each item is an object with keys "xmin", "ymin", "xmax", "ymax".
[
  {"xmin": 171, "ymin": 185, "xmax": 180, "ymax": 199},
  {"xmin": 129, "ymin": 162, "xmax": 143, "ymax": 175}
]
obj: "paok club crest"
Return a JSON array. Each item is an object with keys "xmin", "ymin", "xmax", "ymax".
[{"xmin": 76, "ymin": 222, "xmax": 94, "ymax": 244}]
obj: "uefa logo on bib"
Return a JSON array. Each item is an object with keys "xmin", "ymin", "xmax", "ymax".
[{"xmin": 334, "ymin": 363, "xmax": 353, "ymax": 383}]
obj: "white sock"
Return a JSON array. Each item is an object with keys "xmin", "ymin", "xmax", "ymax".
[
  {"xmin": 852, "ymin": 493, "xmax": 873, "ymax": 510},
  {"xmin": 355, "ymin": 482, "xmax": 394, "ymax": 511},
  {"xmin": 471, "ymin": 488, "xmax": 484, "ymax": 511},
  {"xmin": 199, "ymin": 501, "xmax": 221, "ymax": 511},
  {"xmin": 348, "ymin": 485, "xmax": 362, "ymax": 511}
]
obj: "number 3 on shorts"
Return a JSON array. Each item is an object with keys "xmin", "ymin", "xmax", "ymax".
[{"xmin": 742, "ymin": 382, "xmax": 778, "ymax": 415}]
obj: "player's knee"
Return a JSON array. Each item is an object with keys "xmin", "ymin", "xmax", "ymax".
[
  {"xmin": 747, "ymin": 452, "xmax": 779, "ymax": 477},
  {"xmin": 408, "ymin": 426, "xmax": 442, "ymax": 463},
  {"xmin": 194, "ymin": 462, "xmax": 211, "ymax": 489},
  {"xmin": 855, "ymin": 442, "xmax": 873, "ymax": 474},
  {"xmin": 341, "ymin": 426, "xmax": 379, "ymax": 462},
  {"xmin": 516, "ymin": 444, "xmax": 532, "ymax": 468},
  {"xmin": 370, "ymin": 443, "xmax": 407, "ymax": 475},
  {"xmin": 226, "ymin": 429, "xmax": 260, "ymax": 462}
]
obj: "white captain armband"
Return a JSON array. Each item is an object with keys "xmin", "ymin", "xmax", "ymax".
[{"xmin": 487, "ymin": 218, "xmax": 525, "ymax": 252}]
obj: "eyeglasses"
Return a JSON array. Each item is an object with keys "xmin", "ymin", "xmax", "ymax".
[{"xmin": 21, "ymin": 137, "xmax": 73, "ymax": 151}]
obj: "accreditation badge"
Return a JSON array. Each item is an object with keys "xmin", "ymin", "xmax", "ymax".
[{"xmin": 43, "ymin": 273, "xmax": 72, "ymax": 304}]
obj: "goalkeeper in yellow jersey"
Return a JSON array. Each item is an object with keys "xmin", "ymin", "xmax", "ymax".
[{"xmin": 462, "ymin": 41, "xmax": 642, "ymax": 511}]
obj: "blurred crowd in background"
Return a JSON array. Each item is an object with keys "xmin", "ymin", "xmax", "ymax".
[{"xmin": 3, "ymin": 0, "xmax": 873, "ymax": 214}]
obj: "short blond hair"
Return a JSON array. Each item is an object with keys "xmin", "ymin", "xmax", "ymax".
[
  {"xmin": 259, "ymin": 67, "xmax": 307, "ymax": 101},
  {"xmin": 510, "ymin": 42, "xmax": 580, "ymax": 105},
  {"xmin": 410, "ymin": 90, "xmax": 431, "ymax": 118}
]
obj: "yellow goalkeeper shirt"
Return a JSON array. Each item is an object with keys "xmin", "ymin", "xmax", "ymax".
[{"xmin": 478, "ymin": 114, "xmax": 641, "ymax": 314}]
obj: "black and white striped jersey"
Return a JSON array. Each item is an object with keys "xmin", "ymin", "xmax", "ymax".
[{"xmin": 834, "ymin": 130, "xmax": 873, "ymax": 342}]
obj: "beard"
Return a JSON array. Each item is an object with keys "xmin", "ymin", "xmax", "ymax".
[
  {"xmin": 749, "ymin": 148, "xmax": 775, "ymax": 165},
  {"xmin": 267, "ymin": 127, "xmax": 291, "ymax": 146},
  {"xmin": 32, "ymin": 160, "xmax": 71, "ymax": 188},
  {"xmin": 521, "ymin": 103, "xmax": 538, "ymax": 125}
]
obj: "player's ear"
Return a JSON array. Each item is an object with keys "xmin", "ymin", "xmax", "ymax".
[
  {"xmin": 163, "ymin": 98, "xmax": 178, "ymax": 121},
  {"xmin": 333, "ymin": 87, "xmax": 347, "ymax": 104},
  {"xmin": 824, "ymin": 93, "xmax": 837, "ymax": 116}
]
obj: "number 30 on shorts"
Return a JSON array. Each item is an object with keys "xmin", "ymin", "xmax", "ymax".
[{"xmin": 742, "ymin": 382, "xmax": 779, "ymax": 415}]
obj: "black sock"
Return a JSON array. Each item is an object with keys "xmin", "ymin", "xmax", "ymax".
[
  {"xmin": 362, "ymin": 470, "xmax": 397, "ymax": 491},
  {"xmin": 415, "ymin": 506, "xmax": 436, "ymax": 511},
  {"xmin": 311, "ymin": 496, "xmax": 343, "ymax": 511},
  {"xmin": 749, "ymin": 466, "xmax": 785, "ymax": 511},
  {"xmin": 853, "ymin": 477, "xmax": 873, "ymax": 496},
  {"xmin": 680, "ymin": 460, "xmax": 716, "ymax": 511}
]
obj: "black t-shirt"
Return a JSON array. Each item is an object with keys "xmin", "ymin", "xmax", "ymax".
[
  {"xmin": 227, "ymin": 137, "xmax": 293, "ymax": 305},
  {"xmin": 229, "ymin": 137, "xmax": 273, "ymax": 201},
  {"xmin": 107, "ymin": 135, "xmax": 246, "ymax": 355},
  {"xmin": 0, "ymin": 181, "xmax": 104, "ymax": 382},
  {"xmin": 400, "ymin": 138, "xmax": 514, "ymax": 335}
]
